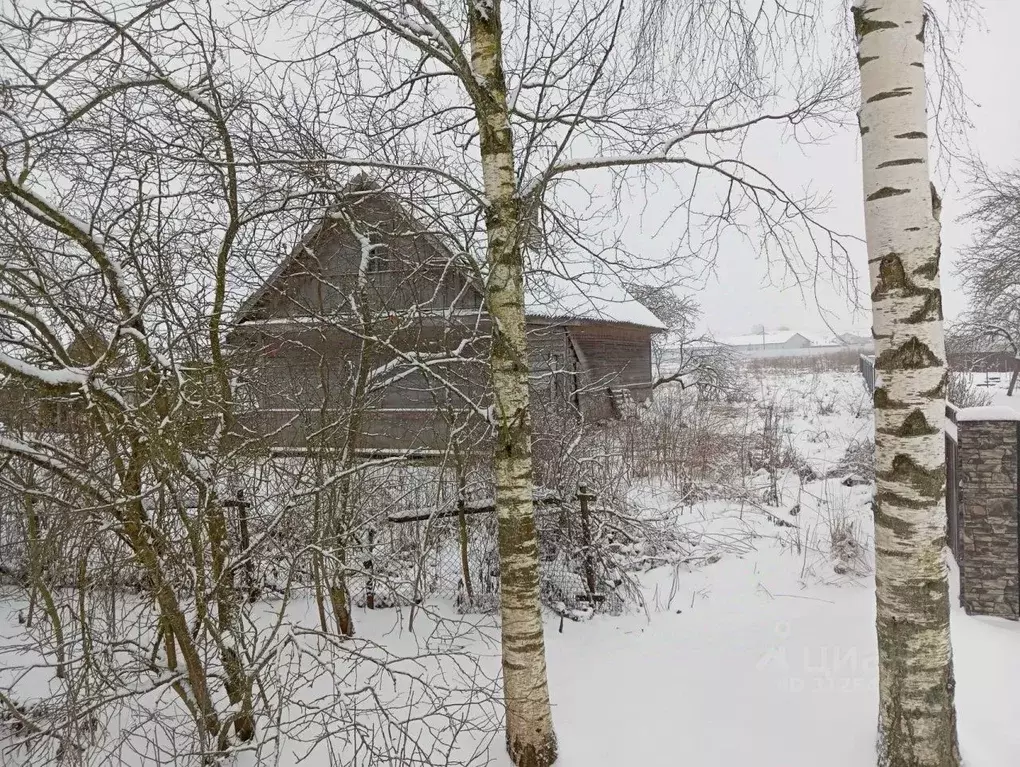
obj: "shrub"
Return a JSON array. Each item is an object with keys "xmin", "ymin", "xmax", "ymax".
[{"xmin": 946, "ymin": 370, "xmax": 994, "ymax": 408}]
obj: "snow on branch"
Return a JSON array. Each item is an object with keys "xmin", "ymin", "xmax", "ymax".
[
  {"xmin": 0, "ymin": 350, "xmax": 127, "ymax": 409},
  {"xmin": 0, "ymin": 180, "xmax": 141, "ymax": 320},
  {"xmin": 0, "ymin": 434, "xmax": 115, "ymax": 506}
]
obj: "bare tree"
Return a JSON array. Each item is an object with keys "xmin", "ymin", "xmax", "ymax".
[
  {"xmin": 955, "ymin": 161, "xmax": 1020, "ymax": 353},
  {"xmin": 853, "ymin": 1, "xmax": 960, "ymax": 764},
  {"xmin": 0, "ymin": 0, "xmax": 279, "ymax": 749},
  {"xmin": 0, "ymin": 3, "xmax": 502, "ymax": 764}
]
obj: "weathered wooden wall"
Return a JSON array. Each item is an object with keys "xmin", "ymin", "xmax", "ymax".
[
  {"xmin": 567, "ymin": 323, "xmax": 653, "ymax": 420},
  {"xmin": 228, "ymin": 184, "xmax": 657, "ymax": 456},
  {"xmin": 231, "ymin": 318, "xmax": 599, "ymax": 455}
]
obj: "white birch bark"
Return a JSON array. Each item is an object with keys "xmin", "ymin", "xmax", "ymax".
[
  {"xmin": 467, "ymin": 1, "xmax": 557, "ymax": 765},
  {"xmin": 854, "ymin": 2, "xmax": 960, "ymax": 764}
]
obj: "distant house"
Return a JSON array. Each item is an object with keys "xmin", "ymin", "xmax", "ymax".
[
  {"xmin": 228, "ymin": 176, "xmax": 664, "ymax": 457},
  {"xmin": 718, "ymin": 328, "xmax": 874, "ymax": 359},
  {"xmin": 722, "ymin": 331, "xmax": 814, "ymax": 354},
  {"xmin": 834, "ymin": 331, "xmax": 872, "ymax": 347}
]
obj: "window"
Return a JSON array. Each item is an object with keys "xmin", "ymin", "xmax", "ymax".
[{"xmin": 366, "ymin": 243, "xmax": 391, "ymax": 273}]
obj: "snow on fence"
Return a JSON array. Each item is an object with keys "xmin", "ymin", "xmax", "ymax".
[
  {"xmin": 386, "ymin": 487, "xmax": 562, "ymax": 524},
  {"xmin": 362, "ymin": 485, "xmax": 667, "ymax": 617}
]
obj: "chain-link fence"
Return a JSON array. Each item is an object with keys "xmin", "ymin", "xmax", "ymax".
[
  {"xmin": 346, "ymin": 497, "xmax": 632, "ymax": 616},
  {"xmin": 345, "ymin": 488, "xmax": 684, "ymax": 617}
]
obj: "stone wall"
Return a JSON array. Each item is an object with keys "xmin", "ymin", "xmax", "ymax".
[{"xmin": 958, "ymin": 419, "xmax": 1019, "ymax": 619}]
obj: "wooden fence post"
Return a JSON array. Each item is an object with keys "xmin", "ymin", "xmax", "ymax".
[
  {"xmin": 231, "ymin": 489, "xmax": 258, "ymax": 603},
  {"xmin": 576, "ymin": 485, "xmax": 597, "ymax": 598},
  {"xmin": 364, "ymin": 528, "xmax": 375, "ymax": 610},
  {"xmin": 457, "ymin": 493, "xmax": 474, "ymax": 601}
]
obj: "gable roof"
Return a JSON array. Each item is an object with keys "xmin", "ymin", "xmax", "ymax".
[{"xmin": 234, "ymin": 174, "xmax": 664, "ymax": 331}]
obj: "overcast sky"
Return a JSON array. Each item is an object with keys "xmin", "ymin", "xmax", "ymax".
[{"xmin": 603, "ymin": 0, "xmax": 1019, "ymax": 339}]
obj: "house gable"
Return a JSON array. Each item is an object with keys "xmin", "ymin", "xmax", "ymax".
[{"xmin": 239, "ymin": 177, "xmax": 484, "ymax": 323}]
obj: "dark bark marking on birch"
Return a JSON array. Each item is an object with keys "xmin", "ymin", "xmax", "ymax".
[
  {"xmin": 872, "ymin": 500, "xmax": 916, "ymax": 535},
  {"xmin": 879, "ymin": 454, "xmax": 945, "ymax": 499},
  {"xmin": 894, "ymin": 131, "xmax": 927, "ymax": 139},
  {"xmin": 870, "ymin": 253, "xmax": 940, "ymax": 315},
  {"xmin": 507, "ymin": 735, "xmax": 558, "ymax": 767},
  {"xmin": 896, "ymin": 408, "xmax": 939, "ymax": 437},
  {"xmin": 875, "ymin": 488, "xmax": 939, "ymax": 511},
  {"xmin": 906, "ymin": 290, "xmax": 943, "ymax": 323},
  {"xmin": 876, "ymin": 593, "xmax": 957, "ymax": 765},
  {"xmin": 877, "ymin": 158, "xmax": 924, "ymax": 168},
  {"xmin": 875, "ymin": 336, "xmax": 941, "ymax": 370},
  {"xmin": 868, "ymin": 89, "xmax": 912, "ymax": 103},
  {"xmin": 868, "ymin": 187, "xmax": 910, "ymax": 201},
  {"xmin": 872, "ymin": 253, "xmax": 908, "ymax": 297},
  {"xmin": 852, "ymin": 6, "xmax": 898, "ymax": 38},
  {"xmin": 921, "ymin": 372, "xmax": 948, "ymax": 399},
  {"xmin": 874, "ymin": 387, "xmax": 910, "ymax": 410}
]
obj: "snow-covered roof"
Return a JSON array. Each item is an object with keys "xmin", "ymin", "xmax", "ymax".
[
  {"xmin": 524, "ymin": 272, "xmax": 666, "ymax": 330},
  {"xmin": 235, "ymin": 275, "xmax": 665, "ymax": 332},
  {"xmin": 957, "ymin": 405, "xmax": 1020, "ymax": 422}
]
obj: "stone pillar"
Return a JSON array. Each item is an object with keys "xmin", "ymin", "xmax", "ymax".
[{"xmin": 957, "ymin": 414, "xmax": 1019, "ymax": 619}]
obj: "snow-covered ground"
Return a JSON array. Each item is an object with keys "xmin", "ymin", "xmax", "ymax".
[
  {"xmin": 520, "ymin": 371, "xmax": 1019, "ymax": 766},
  {"xmin": 3, "ymin": 370, "xmax": 1018, "ymax": 766},
  {"xmin": 510, "ymin": 371, "xmax": 1018, "ymax": 766}
]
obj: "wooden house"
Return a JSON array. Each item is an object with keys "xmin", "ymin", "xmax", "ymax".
[{"xmin": 228, "ymin": 176, "xmax": 664, "ymax": 458}]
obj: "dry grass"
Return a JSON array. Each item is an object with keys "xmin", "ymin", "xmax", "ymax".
[{"xmin": 744, "ymin": 350, "xmax": 862, "ymax": 375}]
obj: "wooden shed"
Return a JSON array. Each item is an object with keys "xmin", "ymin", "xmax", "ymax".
[{"xmin": 228, "ymin": 176, "xmax": 664, "ymax": 458}]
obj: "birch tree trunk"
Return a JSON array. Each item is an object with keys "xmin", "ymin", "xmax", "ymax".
[
  {"xmin": 854, "ymin": 2, "xmax": 961, "ymax": 764},
  {"xmin": 467, "ymin": 1, "xmax": 557, "ymax": 764}
]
